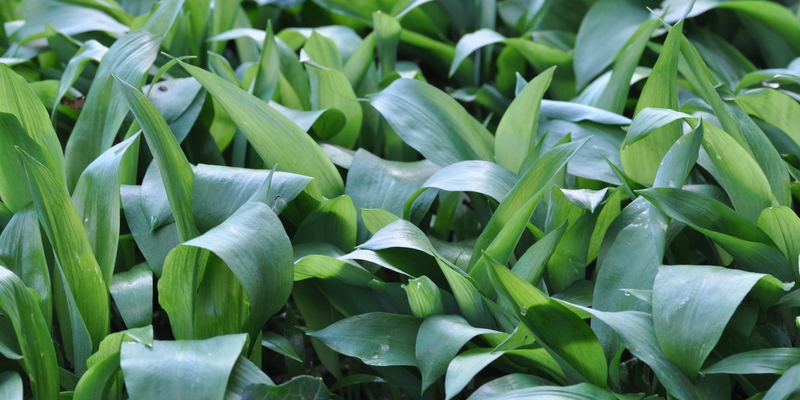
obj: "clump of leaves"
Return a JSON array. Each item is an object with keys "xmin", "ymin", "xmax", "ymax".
[{"xmin": 2, "ymin": 0, "xmax": 800, "ymax": 399}]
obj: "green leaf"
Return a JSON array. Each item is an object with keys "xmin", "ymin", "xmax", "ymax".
[
  {"xmin": 470, "ymin": 138, "xmax": 588, "ymax": 288},
  {"xmin": 180, "ymin": 62, "xmax": 344, "ymax": 198},
  {"xmin": 638, "ymin": 188, "xmax": 793, "ymax": 281},
  {"xmin": 736, "ymin": 88, "xmax": 800, "ymax": 151},
  {"xmin": 110, "ymin": 263, "xmax": 153, "ymax": 329},
  {"xmin": 416, "ymin": 314, "xmax": 498, "ymax": 393},
  {"xmin": 50, "ymin": 39, "xmax": 107, "ymax": 121},
  {"xmin": 620, "ymin": 21, "xmax": 683, "ymax": 185},
  {"xmin": 0, "ymin": 65, "xmax": 64, "ymax": 212},
  {"xmin": 466, "ymin": 374, "xmax": 553, "ymax": 400},
  {"xmin": 252, "ymin": 21, "xmax": 279, "ymax": 102},
  {"xmin": 758, "ymin": 207, "xmax": 800, "ymax": 282},
  {"xmin": 72, "ymin": 133, "xmax": 140, "ymax": 287},
  {"xmin": 445, "ymin": 348, "xmax": 508, "ymax": 400},
  {"xmin": 262, "ymin": 331, "xmax": 303, "ymax": 363},
  {"xmin": 243, "ymin": 376, "xmax": 328, "ymax": 400},
  {"xmin": 159, "ymin": 201, "xmax": 293, "ymax": 340},
  {"xmin": 370, "ymin": 78, "xmax": 494, "ymax": 167},
  {"xmin": 596, "ymin": 19, "xmax": 660, "ymax": 113},
  {"xmin": 403, "ymin": 276, "xmax": 446, "ymax": 319},
  {"xmin": 403, "ymin": 160, "xmax": 517, "ymax": 221},
  {"xmin": 294, "ymin": 195, "xmax": 357, "ymax": 253},
  {"xmin": 0, "ymin": 204, "xmax": 51, "ymax": 328},
  {"xmin": 573, "ymin": 0, "xmax": 652, "ymax": 90},
  {"xmin": 763, "ymin": 364, "xmax": 800, "ymax": 400},
  {"xmin": 435, "ymin": 254, "xmax": 494, "ymax": 329},
  {"xmin": 302, "ymin": 54, "xmax": 363, "ymax": 148},
  {"xmin": 114, "ymin": 76, "xmax": 199, "ymax": 242},
  {"xmin": 0, "ymin": 372, "xmax": 22, "ymax": 399},
  {"xmin": 488, "ymin": 257, "xmax": 608, "ymax": 388},
  {"xmin": 653, "ymin": 120, "xmax": 703, "ymax": 188},
  {"xmin": 703, "ymin": 348, "xmax": 800, "ymax": 375},
  {"xmin": 306, "ymin": 312, "xmax": 422, "ymax": 367},
  {"xmin": 64, "ymin": 30, "xmax": 162, "ymax": 190},
  {"xmin": 361, "ymin": 209, "xmax": 401, "ymax": 234},
  {"xmin": 450, "ymin": 29, "xmax": 506, "ymax": 78},
  {"xmin": 495, "ymin": 67, "xmax": 553, "ymax": 174},
  {"xmin": 374, "ymin": 12, "xmax": 401, "ymax": 79},
  {"xmin": 625, "ymin": 108, "xmax": 694, "ymax": 146},
  {"xmin": 592, "ymin": 197, "xmax": 666, "ymax": 359},
  {"xmin": 18, "ymin": 147, "xmax": 109, "ymax": 355},
  {"xmin": 653, "ymin": 265, "xmax": 783, "ymax": 379},
  {"xmin": 120, "ymin": 334, "xmax": 246, "ymax": 400},
  {"xmin": 0, "ymin": 267, "xmax": 59, "ymax": 400}
]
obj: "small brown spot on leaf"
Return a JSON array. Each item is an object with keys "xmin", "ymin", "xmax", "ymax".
[
  {"xmin": 158, "ymin": 85, "xmax": 168, "ymax": 92},
  {"xmin": 60, "ymin": 96, "xmax": 86, "ymax": 109}
]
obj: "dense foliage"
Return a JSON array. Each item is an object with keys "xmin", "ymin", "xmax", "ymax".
[{"xmin": 3, "ymin": 0, "xmax": 800, "ymax": 398}]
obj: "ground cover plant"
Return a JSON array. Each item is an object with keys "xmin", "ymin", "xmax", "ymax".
[{"xmin": 4, "ymin": 0, "xmax": 800, "ymax": 398}]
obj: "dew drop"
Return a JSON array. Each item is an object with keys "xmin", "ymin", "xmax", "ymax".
[
  {"xmin": 624, "ymin": 291, "xmax": 631, "ymax": 297},
  {"xmin": 520, "ymin": 306, "xmax": 527, "ymax": 316},
  {"xmin": 380, "ymin": 344, "xmax": 390, "ymax": 352}
]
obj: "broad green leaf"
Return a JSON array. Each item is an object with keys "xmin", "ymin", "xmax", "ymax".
[
  {"xmin": 243, "ymin": 376, "xmax": 328, "ymax": 399},
  {"xmin": 511, "ymin": 223, "xmax": 567, "ymax": 284},
  {"xmin": 621, "ymin": 21, "xmax": 683, "ymax": 185},
  {"xmin": 403, "ymin": 160, "xmax": 517, "ymax": 221},
  {"xmin": 71, "ymin": 134, "xmax": 140, "ymax": 287},
  {"xmin": 346, "ymin": 149, "xmax": 439, "ymax": 231},
  {"xmin": 470, "ymin": 382, "xmax": 618, "ymax": 400},
  {"xmin": 302, "ymin": 55, "xmax": 362, "ymax": 148},
  {"xmin": 579, "ymin": 307, "xmax": 699, "ymax": 400},
  {"xmin": 653, "ymin": 265, "xmax": 783, "ymax": 379},
  {"xmin": 361, "ymin": 209, "xmax": 401, "ymax": 235},
  {"xmin": 110, "ymin": 263, "xmax": 153, "ymax": 329},
  {"xmin": 445, "ymin": 348, "xmax": 507, "ymax": 400},
  {"xmin": 180, "ymin": 62, "xmax": 344, "ymax": 198},
  {"xmin": 625, "ymin": 108, "xmax": 694, "ymax": 146},
  {"xmin": 120, "ymin": 334, "xmax": 246, "ymax": 400},
  {"xmin": 547, "ymin": 213, "xmax": 597, "ymax": 293},
  {"xmin": 0, "ymin": 204, "xmax": 51, "ymax": 327},
  {"xmin": 74, "ymin": 326, "xmax": 153, "ymax": 399},
  {"xmin": 160, "ymin": 201, "xmax": 293, "ymax": 340},
  {"xmin": 0, "ymin": 66, "xmax": 64, "ymax": 212},
  {"xmin": 252, "ymin": 21, "xmax": 279, "ymax": 102},
  {"xmin": 435, "ymin": 253, "xmax": 494, "ymax": 329},
  {"xmin": 262, "ymin": 331, "xmax": 302, "ymax": 363},
  {"xmin": 758, "ymin": 207, "xmax": 800, "ymax": 282},
  {"xmin": 224, "ymin": 356, "xmax": 275, "ymax": 396},
  {"xmin": 64, "ymin": 30, "xmax": 162, "ymax": 190},
  {"xmin": 488, "ymin": 258, "xmax": 608, "ymax": 388},
  {"xmin": 450, "ymin": 29, "xmax": 506, "ymax": 78},
  {"xmin": 403, "ymin": 276, "xmax": 446, "ymax": 319},
  {"xmin": 294, "ymin": 195, "xmax": 357, "ymax": 253},
  {"xmin": 560, "ymin": 188, "xmax": 608, "ymax": 213},
  {"xmin": 11, "ymin": 5, "xmax": 129, "ymax": 44},
  {"xmin": 0, "ymin": 372, "xmax": 22, "ymax": 399},
  {"xmin": 538, "ymin": 120, "xmax": 624, "ymax": 184},
  {"xmin": 736, "ymin": 88, "xmax": 800, "ymax": 150},
  {"xmin": 0, "ymin": 266, "xmax": 59, "ymax": 400},
  {"xmin": 700, "ymin": 123, "xmax": 778, "ymax": 223},
  {"xmin": 50, "ymin": 39, "xmax": 107, "ymax": 121},
  {"xmin": 370, "ymin": 78, "xmax": 494, "ymax": 167},
  {"xmin": 539, "ymin": 100, "xmax": 631, "ymax": 125},
  {"xmin": 592, "ymin": 197, "xmax": 666, "ymax": 359},
  {"xmin": 307, "ymin": 312, "xmax": 422, "ymax": 367},
  {"xmin": 192, "ymin": 164, "xmax": 312, "ymax": 232},
  {"xmin": 416, "ymin": 314, "xmax": 498, "ymax": 393},
  {"xmin": 120, "ymin": 185, "xmax": 180, "ymax": 277},
  {"xmin": 470, "ymin": 138, "xmax": 588, "ymax": 288},
  {"xmin": 703, "ymin": 348, "xmax": 800, "ymax": 375},
  {"xmin": 18, "ymin": 148, "xmax": 109, "ymax": 354},
  {"xmin": 495, "ymin": 67, "xmax": 553, "ymax": 173},
  {"xmin": 763, "ymin": 364, "xmax": 800, "ymax": 400},
  {"xmin": 596, "ymin": 19, "xmax": 660, "ymax": 113},
  {"xmin": 114, "ymin": 76, "xmax": 199, "ymax": 242},
  {"xmin": 294, "ymin": 254, "xmax": 376, "ymax": 286},
  {"xmin": 466, "ymin": 374, "xmax": 554, "ymax": 400},
  {"xmin": 638, "ymin": 188, "xmax": 792, "ymax": 281},
  {"xmin": 653, "ymin": 120, "xmax": 703, "ymax": 188},
  {"xmin": 374, "ymin": 12, "xmax": 400, "ymax": 79},
  {"xmin": 573, "ymin": 0, "xmax": 652, "ymax": 90}
]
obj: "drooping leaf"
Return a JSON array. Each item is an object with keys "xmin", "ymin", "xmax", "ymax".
[
  {"xmin": 120, "ymin": 334, "xmax": 246, "ymax": 400},
  {"xmin": 370, "ymin": 78, "xmax": 494, "ymax": 167},
  {"xmin": 180, "ymin": 62, "xmax": 344, "ymax": 197},
  {"xmin": 306, "ymin": 312, "xmax": 422, "ymax": 367}
]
